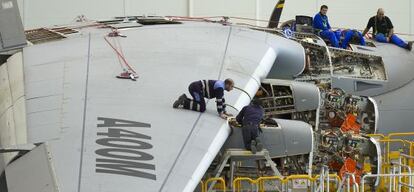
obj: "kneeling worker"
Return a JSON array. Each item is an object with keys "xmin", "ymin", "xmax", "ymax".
[
  {"xmin": 173, "ymin": 79, "xmax": 234, "ymax": 119},
  {"xmin": 236, "ymin": 99, "xmax": 264, "ymax": 154}
]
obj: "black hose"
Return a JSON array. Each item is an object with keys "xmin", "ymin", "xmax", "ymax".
[
  {"xmin": 225, "ymin": 103, "xmax": 239, "ymax": 112},
  {"xmin": 234, "ymin": 86, "xmax": 252, "ymax": 100},
  {"xmin": 227, "ymin": 68, "xmax": 271, "ymax": 97}
]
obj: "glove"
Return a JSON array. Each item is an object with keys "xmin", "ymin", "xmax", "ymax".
[
  {"xmin": 219, "ymin": 113, "xmax": 229, "ymax": 120},
  {"xmin": 223, "ymin": 111, "xmax": 233, "ymax": 117}
]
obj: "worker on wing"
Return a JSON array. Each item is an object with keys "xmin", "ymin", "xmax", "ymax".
[
  {"xmin": 236, "ymin": 98, "xmax": 264, "ymax": 154},
  {"xmin": 173, "ymin": 78, "xmax": 234, "ymax": 119},
  {"xmin": 313, "ymin": 5, "xmax": 340, "ymax": 48},
  {"xmin": 362, "ymin": 8, "xmax": 412, "ymax": 51},
  {"xmin": 335, "ymin": 29, "xmax": 366, "ymax": 49}
]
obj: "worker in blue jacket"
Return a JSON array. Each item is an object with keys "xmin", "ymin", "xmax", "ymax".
[
  {"xmin": 236, "ymin": 99, "xmax": 264, "ymax": 154},
  {"xmin": 173, "ymin": 79, "xmax": 234, "ymax": 119},
  {"xmin": 313, "ymin": 5, "xmax": 340, "ymax": 48}
]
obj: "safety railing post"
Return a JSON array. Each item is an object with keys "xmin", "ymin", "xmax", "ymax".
[
  {"xmin": 399, "ymin": 157, "xmax": 402, "ymax": 192},
  {"xmin": 350, "ymin": 174, "xmax": 359, "ymax": 192},
  {"xmin": 342, "ymin": 173, "xmax": 359, "ymax": 192},
  {"xmin": 335, "ymin": 174, "xmax": 341, "ymax": 190},
  {"xmin": 326, "ymin": 174, "xmax": 329, "ymax": 192},
  {"xmin": 325, "ymin": 167, "xmax": 330, "ymax": 192},
  {"xmin": 390, "ymin": 166, "xmax": 394, "ymax": 192},
  {"xmin": 323, "ymin": 167, "xmax": 326, "ymax": 192},
  {"xmin": 393, "ymin": 156, "xmax": 413, "ymax": 192},
  {"xmin": 361, "ymin": 174, "xmax": 366, "ymax": 192},
  {"xmin": 337, "ymin": 174, "xmax": 347, "ymax": 192},
  {"xmin": 315, "ymin": 166, "xmax": 331, "ymax": 192},
  {"xmin": 316, "ymin": 166, "xmax": 325, "ymax": 192},
  {"xmin": 346, "ymin": 174, "xmax": 350, "ymax": 192},
  {"xmin": 199, "ymin": 180, "xmax": 205, "ymax": 192}
]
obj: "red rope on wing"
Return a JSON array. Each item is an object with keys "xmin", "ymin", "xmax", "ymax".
[{"xmin": 104, "ymin": 36, "xmax": 137, "ymax": 75}]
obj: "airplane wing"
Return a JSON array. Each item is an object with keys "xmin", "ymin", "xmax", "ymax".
[{"xmin": 19, "ymin": 21, "xmax": 304, "ymax": 192}]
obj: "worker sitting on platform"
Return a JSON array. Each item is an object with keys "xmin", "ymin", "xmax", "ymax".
[
  {"xmin": 362, "ymin": 8, "xmax": 412, "ymax": 51},
  {"xmin": 173, "ymin": 79, "xmax": 234, "ymax": 119},
  {"xmin": 313, "ymin": 5, "xmax": 340, "ymax": 48},
  {"xmin": 236, "ymin": 99, "xmax": 264, "ymax": 154}
]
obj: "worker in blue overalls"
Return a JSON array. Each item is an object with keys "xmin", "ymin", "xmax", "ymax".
[
  {"xmin": 236, "ymin": 99, "xmax": 264, "ymax": 154},
  {"xmin": 362, "ymin": 8, "xmax": 412, "ymax": 51},
  {"xmin": 313, "ymin": 5, "xmax": 340, "ymax": 48},
  {"xmin": 335, "ymin": 29, "xmax": 366, "ymax": 49},
  {"xmin": 173, "ymin": 79, "xmax": 234, "ymax": 119}
]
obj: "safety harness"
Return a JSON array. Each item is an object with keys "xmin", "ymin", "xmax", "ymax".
[
  {"xmin": 200, "ymin": 80, "xmax": 210, "ymax": 98},
  {"xmin": 373, "ymin": 16, "xmax": 389, "ymax": 36}
]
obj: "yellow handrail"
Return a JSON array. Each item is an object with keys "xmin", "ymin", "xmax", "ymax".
[
  {"xmin": 284, "ymin": 174, "xmax": 315, "ymax": 182},
  {"xmin": 389, "ymin": 132, "xmax": 414, "ymax": 139},
  {"xmin": 205, "ymin": 177, "xmax": 226, "ymax": 192},
  {"xmin": 232, "ymin": 177, "xmax": 256, "ymax": 192},
  {"xmin": 368, "ymin": 133, "xmax": 386, "ymax": 139}
]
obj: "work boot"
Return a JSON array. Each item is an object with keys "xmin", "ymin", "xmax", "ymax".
[
  {"xmin": 255, "ymin": 138, "xmax": 263, "ymax": 152},
  {"xmin": 179, "ymin": 94, "xmax": 188, "ymax": 100},
  {"xmin": 407, "ymin": 41, "xmax": 413, "ymax": 51},
  {"xmin": 173, "ymin": 94, "xmax": 187, "ymax": 108},
  {"xmin": 250, "ymin": 140, "xmax": 257, "ymax": 154}
]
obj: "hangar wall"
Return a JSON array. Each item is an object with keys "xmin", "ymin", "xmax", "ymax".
[{"xmin": 16, "ymin": 0, "xmax": 414, "ymax": 39}]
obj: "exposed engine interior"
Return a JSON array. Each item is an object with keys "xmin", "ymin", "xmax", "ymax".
[
  {"xmin": 253, "ymin": 80, "xmax": 379, "ymax": 186},
  {"xmin": 294, "ymin": 39, "xmax": 387, "ymax": 83},
  {"xmin": 314, "ymin": 87, "xmax": 379, "ymax": 185},
  {"xmin": 258, "ymin": 83, "xmax": 296, "ymax": 116},
  {"xmin": 329, "ymin": 48, "xmax": 387, "ymax": 81},
  {"xmin": 297, "ymin": 41, "xmax": 332, "ymax": 81}
]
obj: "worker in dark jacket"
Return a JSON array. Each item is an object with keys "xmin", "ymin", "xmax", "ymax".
[
  {"xmin": 173, "ymin": 79, "xmax": 234, "ymax": 119},
  {"xmin": 236, "ymin": 99, "xmax": 264, "ymax": 154},
  {"xmin": 362, "ymin": 8, "xmax": 412, "ymax": 51},
  {"xmin": 313, "ymin": 5, "xmax": 340, "ymax": 48}
]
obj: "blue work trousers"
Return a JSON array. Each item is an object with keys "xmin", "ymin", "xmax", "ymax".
[
  {"xmin": 320, "ymin": 30, "xmax": 340, "ymax": 48},
  {"xmin": 375, "ymin": 33, "xmax": 408, "ymax": 49},
  {"xmin": 341, "ymin": 30, "xmax": 366, "ymax": 49},
  {"xmin": 183, "ymin": 86, "xmax": 206, "ymax": 112}
]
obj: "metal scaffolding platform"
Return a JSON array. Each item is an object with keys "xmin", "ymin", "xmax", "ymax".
[{"xmin": 210, "ymin": 148, "xmax": 281, "ymax": 189}]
